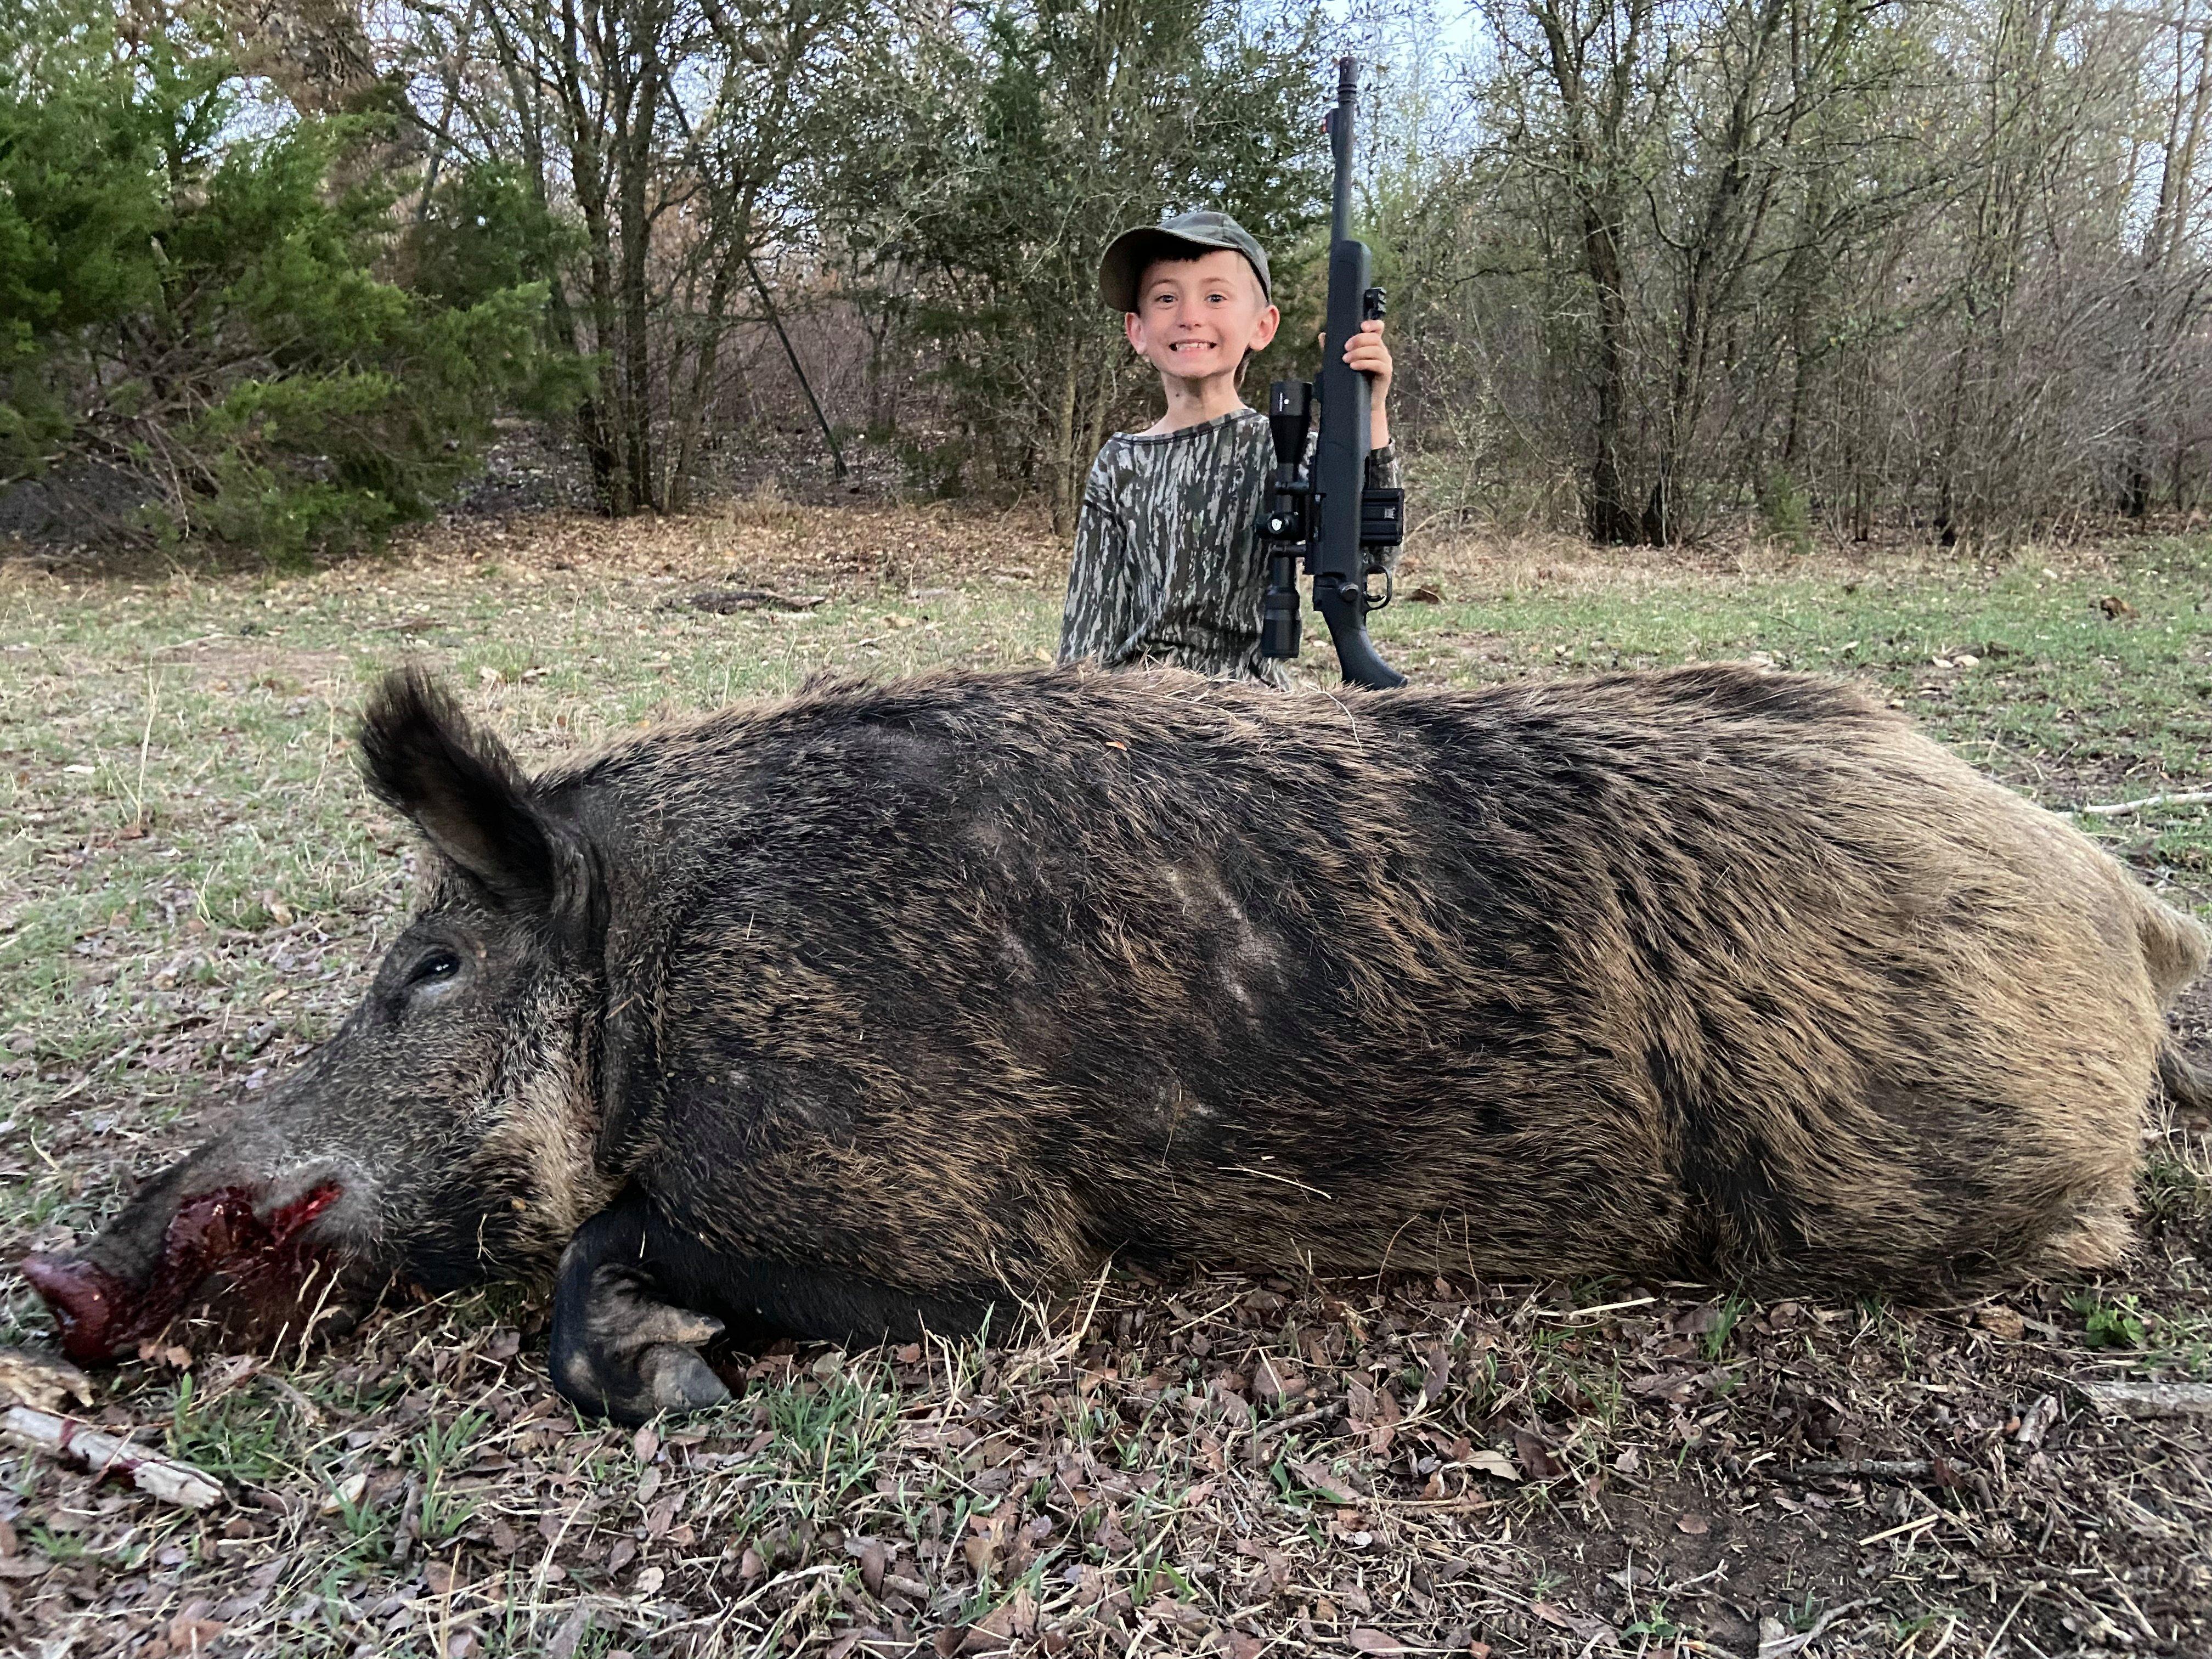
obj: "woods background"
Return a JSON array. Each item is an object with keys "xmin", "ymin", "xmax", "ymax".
[{"xmin": 3, "ymin": 0, "xmax": 2209, "ymax": 558}]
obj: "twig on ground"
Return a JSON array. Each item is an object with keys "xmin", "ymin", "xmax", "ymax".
[
  {"xmin": 2077, "ymin": 788, "xmax": 2212, "ymax": 816},
  {"xmin": 1786, "ymin": 1458, "xmax": 1932, "ymax": 1481},
  {"xmin": 1857, "ymin": 1511, "xmax": 1941, "ymax": 1547},
  {"xmin": 1981, "ymin": 1586, "xmax": 2036, "ymax": 1656},
  {"xmin": 1758, "ymin": 1598, "xmax": 1878, "ymax": 1656},
  {"xmin": 1, "ymin": 1404, "xmax": 224, "ymax": 1509},
  {"xmin": 2074, "ymin": 1379, "xmax": 2212, "ymax": 1418},
  {"xmin": 664, "ymin": 589, "xmax": 828, "ymax": 614},
  {"xmin": 1250, "ymin": 1404, "xmax": 1343, "ymax": 1448}
]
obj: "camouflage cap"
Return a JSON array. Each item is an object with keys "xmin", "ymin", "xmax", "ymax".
[{"xmin": 1099, "ymin": 211, "xmax": 1272, "ymax": 312}]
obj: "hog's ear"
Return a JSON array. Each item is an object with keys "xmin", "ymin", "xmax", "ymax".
[{"xmin": 359, "ymin": 668, "xmax": 566, "ymax": 907}]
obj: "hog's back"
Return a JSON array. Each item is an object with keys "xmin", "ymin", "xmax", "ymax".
[{"xmin": 569, "ymin": 664, "xmax": 2191, "ymax": 1297}]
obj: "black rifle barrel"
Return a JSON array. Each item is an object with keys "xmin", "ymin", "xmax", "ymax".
[
  {"xmin": 1331, "ymin": 57, "xmax": 1357, "ymax": 244},
  {"xmin": 1310, "ymin": 57, "xmax": 1404, "ymax": 690}
]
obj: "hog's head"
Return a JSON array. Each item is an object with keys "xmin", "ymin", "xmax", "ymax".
[{"xmin": 21, "ymin": 670, "xmax": 621, "ymax": 1364}]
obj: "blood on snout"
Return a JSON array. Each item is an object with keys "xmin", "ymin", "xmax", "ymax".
[{"xmin": 20, "ymin": 1182, "xmax": 342, "ymax": 1365}]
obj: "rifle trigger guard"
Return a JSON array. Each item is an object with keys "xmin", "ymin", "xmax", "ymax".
[{"xmin": 1364, "ymin": 569, "xmax": 1393, "ymax": 613}]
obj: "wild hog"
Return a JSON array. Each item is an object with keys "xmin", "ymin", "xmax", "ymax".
[{"xmin": 22, "ymin": 663, "xmax": 2210, "ymax": 1422}]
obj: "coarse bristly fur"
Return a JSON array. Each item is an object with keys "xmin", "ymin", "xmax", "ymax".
[{"xmin": 30, "ymin": 663, "xmax": 2211, "ymax": 1375}]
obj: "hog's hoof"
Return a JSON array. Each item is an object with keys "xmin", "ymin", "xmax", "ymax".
[
  {"xmin": 550, "ymin": 1263, "xmax": 732, "ymax": 1424},
  {"xmin": 634, "ymin": 1344, "xmax": 733, "ymax": 1417}
]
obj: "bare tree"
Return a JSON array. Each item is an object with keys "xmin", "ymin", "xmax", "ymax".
[{"xmin": 1380, "ymin": 0, "xmax": 2211, "ymax": 544}]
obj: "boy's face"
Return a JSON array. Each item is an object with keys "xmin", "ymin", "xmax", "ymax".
[{"xmin": 1125, "ymin": 250, "xmax": 1279, "ymax": 387}]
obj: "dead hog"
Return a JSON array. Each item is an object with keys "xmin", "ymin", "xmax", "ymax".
[{"xmin": 22, "ymin": 663, "xmax": 2208, "ymax": 1423}]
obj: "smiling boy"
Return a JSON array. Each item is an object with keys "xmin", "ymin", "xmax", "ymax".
[{"xmin": 1058, "ymin": 210, "xmax": 1397, "ymax": 686}]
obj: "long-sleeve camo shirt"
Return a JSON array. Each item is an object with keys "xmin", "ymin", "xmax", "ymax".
[{"xmin": 1057, "ymin": 405, "xmax": 1400, "ymax": 688}]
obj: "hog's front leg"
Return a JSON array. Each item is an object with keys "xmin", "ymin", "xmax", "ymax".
[{"xmin": 550, "ymin": 1192, "xmax": 732, "ymax": 1424}]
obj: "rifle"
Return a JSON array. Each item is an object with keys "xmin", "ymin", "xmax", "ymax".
[{"xmin": 1259, "ymin": 57, "xmax": 1406, "ymax": 691}]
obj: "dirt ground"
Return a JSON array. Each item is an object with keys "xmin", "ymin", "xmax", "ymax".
[{"xmin": 1, "ymin": 504, "xmax": 2209, "ymax": 1658}]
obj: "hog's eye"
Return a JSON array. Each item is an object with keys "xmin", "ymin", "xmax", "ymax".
[{"xmin": 408, "ymin": 950, "xmax": 462, "ymax": 989}]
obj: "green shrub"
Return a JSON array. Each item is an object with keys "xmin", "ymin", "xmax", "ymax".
[
  {"xmin": 1759, "ymin": 466, "xmax": 1815, "ymax": 556},
  {"xmin": 0, "ymin": 0, "xmax": 581, "ymax": 559},
  {"xmin": 2069, "ymin": 1290, "xmax": 2147, "ymax": 1350}
]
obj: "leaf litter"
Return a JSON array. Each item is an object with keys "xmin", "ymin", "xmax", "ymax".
[{"xmin": 1, "ymin": 508, "xmax": 2209, "ymax": 1655}]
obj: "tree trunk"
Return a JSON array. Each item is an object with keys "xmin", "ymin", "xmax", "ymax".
[
  {"xmin": 1049, "ymin": 339, "xmax": 1081, "ymax": 537},
  {"xmin": 670, "ymin": 255, "xmax": 739, "ymax": 512},
  {"xmin": 1533, "ymin": 0, "xmax": 1651, "ymax": 545}
]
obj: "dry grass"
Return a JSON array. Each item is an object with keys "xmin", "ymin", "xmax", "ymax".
[{"xmin": 2, "ymin": 507, "xmax": 2209, "ymax": 1657}]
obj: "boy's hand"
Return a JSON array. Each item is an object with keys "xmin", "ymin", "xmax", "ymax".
[{"xmin": 1343, "ymin": 319, "xmax": 1393, "ymax": 448}]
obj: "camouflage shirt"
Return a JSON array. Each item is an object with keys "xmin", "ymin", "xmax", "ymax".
[{"xmin": 1057, "ymin": 405, "xmax": 1400, "ymax": 687}]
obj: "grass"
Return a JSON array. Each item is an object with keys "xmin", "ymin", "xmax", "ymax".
[{"xmin": 1, "ymin": 506, "xmax": 2209, "ymax": 1656}]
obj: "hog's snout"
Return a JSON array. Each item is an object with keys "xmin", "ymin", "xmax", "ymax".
[
  {"xmin": 19, "ymin": 1251, "xmax": 133, "ymax": 1366},
  {"xmin": 20, "ymin": 1181, "xmax": 347, "ymax": 1365}
]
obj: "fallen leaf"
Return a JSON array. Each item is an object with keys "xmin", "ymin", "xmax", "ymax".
[
  {"xmin": 1513, "ymin": 1428, "xmax": 1559, "ymax": 1480},
  {"xmin": 634, "ymin": 1565, "xmax": 665, "ymax": 1596},
  {"xmin": 1463, "ymin": 1448, "xmax": 1522, "ymax": 1482},
  {"xmin": 1138, "ymin": 1595, "xmax": 1207, "ymax": 1632},
  {"xmin": 1677, "ymin": 1515, "xmax": 1709, "ymax": 1536},
  {"xmin": 1975, "ymin": 1306, "xmax": 2025, "ymax": 1341},
  {"xmin": 1530, "ymin": 1602, "xmax": 1618, "ymax": 1643},
  {"xmin": 1420, "ymin": 1345, "xmax": 1451, "ymax": 1407},
  {"xmin": 0, "ymin": 1349, "xmax": 94, "ymax": 1412},
  {"xmin": 1294, "ymin": 1458, "xmax": 1362, "ymax": 1504},
  {"xmin": 976, "ymin": 1589, "xmax": 1040, "ymax": 1636},
  {"xmin": 545, "ymin": 1606, "xmax": 593, "ymax": 1659},
  {"xmin": 1254, "ymin": 1355, "xmax": 1305, "ymax": 1402},
  {"xmin": 1348, "ymin": 1630, "xmax": 1409, "ymax": 1653},
  {"xmin": 1234, "ymin": 1537, "xmax": 1290, "ymax": 1594},
  {"xmin": 167, "ymin": 1604, "xmax": 225, "ymax": 1654}
]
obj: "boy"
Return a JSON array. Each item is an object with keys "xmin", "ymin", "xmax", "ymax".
[{"xmin": 1058, "ymin": 210, "xmax": 1397, "ymax": 686}]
